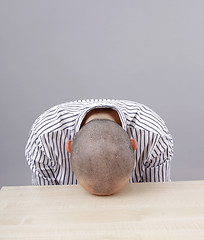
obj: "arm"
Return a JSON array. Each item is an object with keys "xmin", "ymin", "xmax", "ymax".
[
  {"xmin": 143, "ymin": 134, "xmax": 174, "ymax": 182},
  {"xmin": 25, "ymin": 131, "xmax": 59, "ymax": 185}
]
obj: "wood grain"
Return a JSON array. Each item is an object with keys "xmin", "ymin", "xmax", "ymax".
[{"xmin": 0, "ymin": 181, "xmax": 204, "ymax": 239}]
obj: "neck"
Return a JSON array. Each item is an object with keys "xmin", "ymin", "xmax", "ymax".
[{"xmin": 81, "ymin": 108, "xmax": 122, "ymax": 128}]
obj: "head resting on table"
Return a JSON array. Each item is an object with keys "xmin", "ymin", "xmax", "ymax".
[{"xmin": 66, "ymin": 119, "xmax": 136, "ymax": 196}]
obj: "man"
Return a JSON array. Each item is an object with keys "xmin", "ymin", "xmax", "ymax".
[{"xmin": 25, "ymin": 99, "xmax": 173, "ymax": 195}]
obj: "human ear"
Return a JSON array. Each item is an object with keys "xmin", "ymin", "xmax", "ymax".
[
  {"xmin": 66, "ymin": 140, "xmax": 73, "ymax": 153},
  {"xmin": 131, "ymin": 139, "xmax": 137, "ymax": 151}
]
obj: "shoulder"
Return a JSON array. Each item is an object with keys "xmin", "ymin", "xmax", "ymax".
[
  {"xmin": 117, "ymin": 100, "xmax": 170, "ymax": 136},
  {"xmin": 29, "ymin": 101, "xmax": 86, "ymax": 136}
]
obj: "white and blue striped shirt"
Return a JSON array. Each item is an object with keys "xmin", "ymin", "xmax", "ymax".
[{"xmin": 25, "ymin": 99, "xmax": 174, "ymax": 185}]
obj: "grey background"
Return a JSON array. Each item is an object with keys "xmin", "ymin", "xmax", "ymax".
[{"xmin": 0, "ymin": 0, "xmax": 203, "ymax": 188}]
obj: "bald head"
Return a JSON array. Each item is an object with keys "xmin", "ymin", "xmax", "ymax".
[{"xmin": 70, "ymin": 119, "xmax": 135, "ymax": 196}]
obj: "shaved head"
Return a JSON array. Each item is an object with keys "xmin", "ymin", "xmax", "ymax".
[{"xmin": 70, "ymin": 119, "xmax": 135, "ymax": 195}]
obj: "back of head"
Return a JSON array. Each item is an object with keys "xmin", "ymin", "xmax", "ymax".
[{"xmin": 71, "ymin": 119, "xmax": 135, "ymax": 195}]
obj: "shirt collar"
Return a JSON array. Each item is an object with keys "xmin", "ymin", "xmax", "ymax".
[{"xmin": 73, "ymin": 100, "xmax": 127, "ymax": 139}]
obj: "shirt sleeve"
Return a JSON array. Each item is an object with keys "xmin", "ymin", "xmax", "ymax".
[
  {"xmin": 142, "ymin": 133, "xmax": 174, "ymax": 182},
  {"xmin": 25, "ymin": 131, "xmax": 59, "ymax": 185}
]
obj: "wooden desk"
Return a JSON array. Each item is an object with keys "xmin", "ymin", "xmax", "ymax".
[{"xmin": 0, "ymin": 181, "xmax": 204, "ymax": 239}]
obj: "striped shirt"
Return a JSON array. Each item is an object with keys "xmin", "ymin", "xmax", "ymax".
[{"xmin": 25, "ymin": 99, "xmax": 174, "ymax": 185}]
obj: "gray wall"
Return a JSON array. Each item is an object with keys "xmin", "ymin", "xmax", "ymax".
[{"xmin": 0, "ymin": 0, "xmax": 203, "ymax": 188}]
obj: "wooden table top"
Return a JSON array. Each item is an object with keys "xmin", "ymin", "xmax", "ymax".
[{"xmin": 0, "ymin": 181, "xmax": 204, "ymax": 239}]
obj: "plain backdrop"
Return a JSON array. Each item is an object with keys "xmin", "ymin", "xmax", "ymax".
[{"xmin": 0, "ymin": 0, "xmax": 203, "ymax": 188}]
